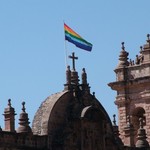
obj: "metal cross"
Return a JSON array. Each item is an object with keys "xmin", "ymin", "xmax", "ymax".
[{"xmin": 68, "ymin": 52, "xmax": 78, "ymax": 71}]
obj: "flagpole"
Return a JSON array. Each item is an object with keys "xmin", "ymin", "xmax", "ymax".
[
  {"xmin": 64, "ymin": 38, "xmax": 68, "ymax": 67},
  {"xmin": 63, "ymin": 21, "xmax": 68, "ymax": 69}
]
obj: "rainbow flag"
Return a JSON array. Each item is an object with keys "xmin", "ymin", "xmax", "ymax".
[{"xmin": 64, "ymin": 23, "xmax": 92, "ymax": 51}]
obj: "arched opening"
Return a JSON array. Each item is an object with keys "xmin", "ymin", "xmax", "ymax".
[
  {"xmin": 132, "ymin": 107, "xmax": 146, "ymax": 128},
  {"xmin": 131, "ymin": 107, "xmax": 146, "ymax": 142}
]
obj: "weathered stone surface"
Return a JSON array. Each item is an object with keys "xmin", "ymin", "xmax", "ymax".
[{"xmin": 109, "ymin": 35, "xmax": 150, "ymax": 148}]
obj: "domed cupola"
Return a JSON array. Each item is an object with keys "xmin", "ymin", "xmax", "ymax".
[{"xmin": 32, "ymin": 52, "xmax": 120, "ymax": 150}]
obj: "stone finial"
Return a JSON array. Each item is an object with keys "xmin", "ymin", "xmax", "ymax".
[
  {"xmin": 139, "ymin": 46, "xmax": 144, "ymax": 63},
  {"xmin": 92, "ymin": 92, "xmax": 95, "ymax": 97},
  {"xmin": 136, "ymin": 118, "xmax": 149, "ymax": 148},
  {"xmin": 112, "ymin": 114, "xmax": 124, "ymax": 147},
  {"xmin": 8, "ymin": 99, "xmax": 12, "ymax": 108},
  {"xmin": 147, "ymin": 34, "xmax": 150, "ymax": 47},
  {"xmin": 66, "ymin": 65, "xmax": 71, "ymax": 85},
  {"xmin": 3, "ymin": 99, "xmax": 16, "ymax": 132},
  {"xmin": 129, "ymin": 59, "xmax": 133, "ymax": 66},
  {"xmin": 147, "ymin": 34, "xmax": 150, "ymax": 41},
  {"xmin": 145, "ymin": 33, "xmax": 150, "ymax": 46},
  {"xmin": 81, "ymin": 68, "xmax": 90, "ymax": 92},
  {"xmin": 143, "ymin": 33, "xmax": 150, "ymax": 47},
  {"xmin": 140, "ymin": 46, "xmax": 143, "ymax": 53},
  {"xmin": 135, "ymin": 55, "xmax": 140, "ymax": 65},
  {"xmin": 82, "ymin": 68, "xmax": 87, "ymax": 85},
  {"xmin": 17, "ymin": 101, "xmax": 31, "ymax": 133},
  {"xmin": 113, "ymin": 114, "xmax": 116, "ymax": 126},
  {"xmin": 135, "ymin": 46, "xmax": 144, "ymax": 65},
  {"xmin": 121, "ymin": 42, "xmax": 125, "ymax": 51},
  {"xmin": 142, "ymin": 34, "xmax": 150, "ymax": 63},
  {"xmin": 117, "ymin": 42, "xmax": 129, "ymax": 68},
  {"xmin": 22, "ymin": 101, "xmax": 26, "ymax": 112},
  {"xmin": 64, "ymin": 65, "xmax": 72, "ymax": 91}
]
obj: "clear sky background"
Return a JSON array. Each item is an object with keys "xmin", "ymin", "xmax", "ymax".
[{"xmin": 0, "ymin": 1, "xmax": 150, "ymax": 128}]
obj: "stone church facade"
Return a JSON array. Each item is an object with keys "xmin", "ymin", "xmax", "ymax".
[
  {"xmin": 0, "ymin": 35, "xmax": 150, "ymax": 150},
  {"xmin": 109, "ymin": 34, "xmax": 150, "ymax": 149}
]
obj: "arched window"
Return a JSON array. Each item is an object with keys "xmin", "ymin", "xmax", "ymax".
[
  {"xmin": 132, "ymin": 107, "xmax": 146, "ymax": 128},
  {"xmin": 131, "ymin": 107, "xmax": 146, "ymax": 142}
]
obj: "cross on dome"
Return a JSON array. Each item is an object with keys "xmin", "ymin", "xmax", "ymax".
[{"xmin": 68, "ymin": 52, "xmax": 78, "ymax": 71}]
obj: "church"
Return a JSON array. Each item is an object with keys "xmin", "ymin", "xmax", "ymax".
[{"xmin": 0, "ymin": 34, "xmax": 150, "ymax": 150}]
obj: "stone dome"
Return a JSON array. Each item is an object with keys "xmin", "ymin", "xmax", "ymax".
[
  {"xmin": 32, "ymin": 88, "xmax": 113, "ymax": 135},
  {"xmin": 31, "ymin": 57, "xmax": 119, "ymax": 149},
  {"xmin": 32, "ymin": 90, "xmax": 71, "ymax": 135}
]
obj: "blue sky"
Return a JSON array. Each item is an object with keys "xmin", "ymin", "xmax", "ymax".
[{"xmin": 0, "ymin": 1, "xmax": 150, "ymax": 128}]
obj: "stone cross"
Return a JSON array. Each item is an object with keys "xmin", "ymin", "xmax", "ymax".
[{"xmin": 69, "ymin": 52, "xmax": 78, "ymax": 71}]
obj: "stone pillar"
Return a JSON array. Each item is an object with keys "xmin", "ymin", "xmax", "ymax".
[
  {"xmin": 64, "ymin": 65, "xmax": 72, "ymax": 90},
  {"xmin": 3, "ymin": 99, "xmax": 16, "ymax": 132},
  {"xmin": 115, "ymin": 96, "xmax": 129, "ymax": 143},
  {"xmin": 81, "ymin": 68, "xmax": 90, "ymax": 93}
]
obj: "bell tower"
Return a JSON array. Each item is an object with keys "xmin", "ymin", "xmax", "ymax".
[{"xmin": 108, "ymin": 34, "xmax": 150, "ymax": 146}]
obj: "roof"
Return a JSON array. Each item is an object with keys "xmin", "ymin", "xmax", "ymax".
[{"xmin": 32, "ymin": 90, "xmax": 69, "ymax": 135}]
